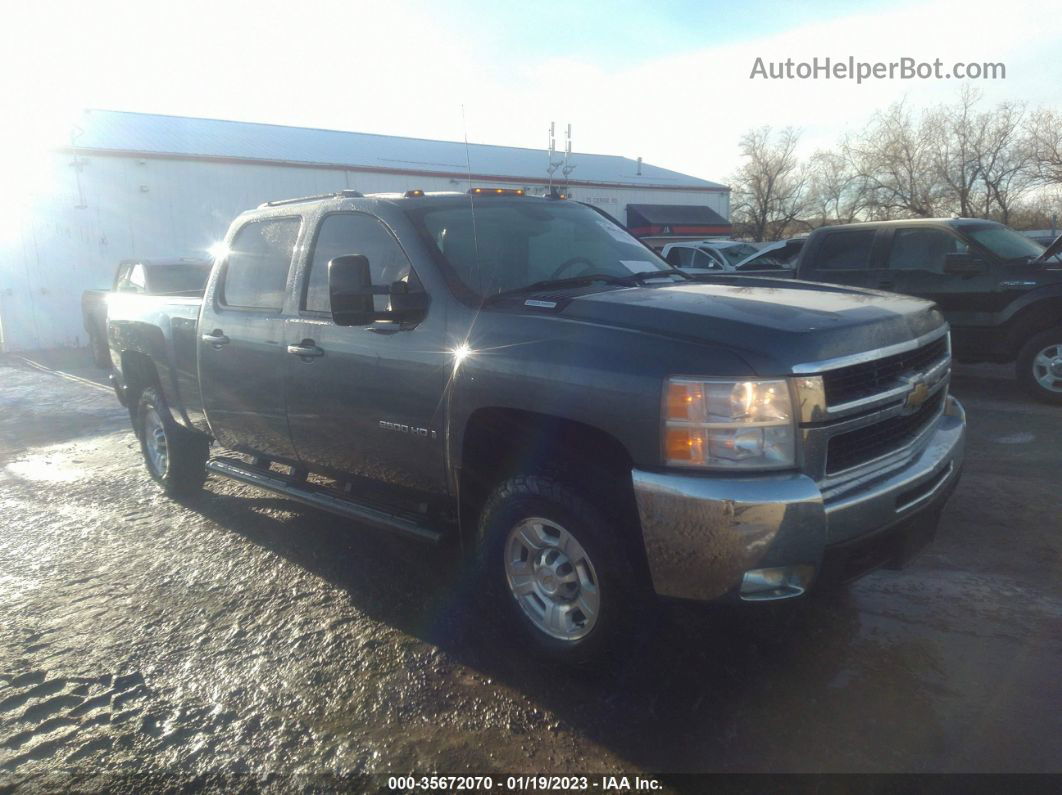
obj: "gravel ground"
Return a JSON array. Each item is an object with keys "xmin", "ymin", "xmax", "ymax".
[{"xmin": 0, "ymin": 352, "xmax": 1060, "ymax": 788}]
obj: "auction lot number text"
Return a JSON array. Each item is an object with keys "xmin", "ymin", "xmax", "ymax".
[{"xmin": 388, "ymin": 775, "xmax": 662, "ymax": 791}]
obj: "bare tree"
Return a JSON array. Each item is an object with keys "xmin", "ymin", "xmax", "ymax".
[
  {"xmin": 730, "ymin": 126, "xmax": 809, "ymax": 241},
  {"xmin": 1028, "ymin": 109, "xmax": 1062, "ymax": 184},
  {"xmin": 845, "ymin": 100, "xmax": 941, "ymax": 218},
  {"xmin": 804, "ymin": 148, "xmax": 871, "ymax": 227},
  {"xmin": 727, "ymin": 87, "xmax": 1058, "ymax": 233},
  {"xmin": 976, "ymin": 102, "xmax": 1036, "ymax": 224},
  {"xmin": 1006, "ymin": 187, "xmax": 1062, "ymax": 232},
  {"xmin": 931, "ymin": 86, "xmax": 990, "ymax": 217}
]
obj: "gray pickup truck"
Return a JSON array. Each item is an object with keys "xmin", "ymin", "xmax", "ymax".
[{"xmin": 106, "ymin": 189, "xmax": 966, "ymax": 665}]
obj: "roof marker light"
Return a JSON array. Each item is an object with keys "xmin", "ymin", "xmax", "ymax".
[{"xmin": 468, "ymin": 188, "xmax": 525, "ymax": 196}]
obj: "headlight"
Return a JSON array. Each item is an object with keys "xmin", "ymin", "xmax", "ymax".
[{"xmin": 663, "ymin": 377, "xmax": 796, "ymax": 470}]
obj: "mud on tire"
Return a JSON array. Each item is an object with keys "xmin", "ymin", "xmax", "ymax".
[
  {"xmin": 136, "ymin": 387, "xmax": 210, "ymax": 496},
  {"xmin": 476, "ymin": 475, "xmax": 651, "ymax": 667}
]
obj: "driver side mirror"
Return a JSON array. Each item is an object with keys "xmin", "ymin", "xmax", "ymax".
[
  {"xmin": 328, "ymin": 255, "xmax": 430, "ymax": 327},
  {"xmin": 943, "ymin": 252, "xmax": 986, "ymax": 275},
  {"xmin": 328, "ymin": 255, "xmax": 374, "ymax": 326}
]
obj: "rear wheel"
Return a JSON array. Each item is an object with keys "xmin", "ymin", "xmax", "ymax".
[
  {"xmin": 136, "ymin": 387, "xmax": 209, "ymax": 495},
  {"xmin": 477, "ymin": 475, "xmax": 649, "ymax": 667},
  {"xmin": 1017, "ymin": 328, "xmax": 1062, "ymax": 405}
]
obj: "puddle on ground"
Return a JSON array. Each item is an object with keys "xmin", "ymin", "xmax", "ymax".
[{"xmin": 4, "ymin": 455, "xmax": 85, "ymax": 483}]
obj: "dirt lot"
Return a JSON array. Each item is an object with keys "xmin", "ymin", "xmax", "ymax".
[{"xmin": 0, "ymin": 351, "xmax": 1059, "ymax": 787}]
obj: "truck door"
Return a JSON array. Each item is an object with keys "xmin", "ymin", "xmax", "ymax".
[
  {"xmin": 283, "ymin": 211, "xmax": 449, "ymax": 501},
  {"xmin": 198, "ymin": 216, "xmax": 301, "ymax": 460},
  {"xmin": 880, "ymin": 226, "xmax": 997, "ymax": 324},
  {"xmin": 800, "ymin": 228, "xmax": 881, "ymax": 288}
]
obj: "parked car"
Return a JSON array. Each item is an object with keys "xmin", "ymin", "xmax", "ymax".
[
  {"xmin": 106, "ymin": 189, "xmax": 965, "ymax": 665},
  {"xmin": 796, "ymin": 219, "xmax": 1062, "ymax": 403},
  {"xmin": 662, "ymin": 239, "xmax": 758, "ymax": 271},
  {"xmin": 662, "ymin": 239, "xmax": 802, "ymax": 275},
  {"xmin": 82, "ymin": 257, "xmax": 212, "ymax": 368}
]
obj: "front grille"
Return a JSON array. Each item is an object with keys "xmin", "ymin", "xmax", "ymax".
[
  {"xmin": 826, "ymin": 389, "xmax": 945, "ymax": 474},
  {"xmin": 822, "ymin": 336, "xmax": 948, "ymax": 406}
]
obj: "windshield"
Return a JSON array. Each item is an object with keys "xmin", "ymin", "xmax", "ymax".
[
  {"xmin": 965, "ymin": 224, "xmax": 1045, "ymax": 261},
  {"xmin": 708, "ymin": 243, "xmax": 759, "ymax": 266},
  {"xmin": 407, "ymin": 199, "xmax": 673, "ymax": 299},
  {"xmin": 146, "ymin": 263, "xmax": 211, "ymax": 295},
  {"xmin": 736, "ymin": 255, "xmax": 787, "ymax": 270}
]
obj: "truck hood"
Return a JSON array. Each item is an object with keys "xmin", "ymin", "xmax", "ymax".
[{"xmin": 553, "ymin": 278, "xmax": 945, "ymax": 374}]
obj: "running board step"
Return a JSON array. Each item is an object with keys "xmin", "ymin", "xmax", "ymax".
[{"xmin": 206, "ymin": 457, "xmax": 444, "ymax": 544}]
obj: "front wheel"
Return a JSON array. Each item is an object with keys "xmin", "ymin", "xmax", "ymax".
[
  {"xmin": 136, "ymin": 387, "xmax": 210, "ymax": 496},
  {"xmin": 477, "ymin": 475, "xmax": 649, "ymax": 667},
  {"xmin": 1017, "ymin": 328, "xmax": 1062, "ymax": 405}
]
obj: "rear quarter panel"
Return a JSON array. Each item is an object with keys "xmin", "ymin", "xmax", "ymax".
[{"xmin": 107, "ymin": 293, "xmax": 204, "ymax": 429}]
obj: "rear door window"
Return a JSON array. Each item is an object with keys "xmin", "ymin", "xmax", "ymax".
[
  {"xmin": 666, "ymin": 247, "xmax": 695, "ymax": 268},
  {"xmin": 815, "ymin": 230, "xmax": 877, "ymax": 270},
  {"xmin": 691, "ymin": 250, "xmax": 721, "ymax": 270},
  {"xmin": 220, "ymin": 218, "xmax": 301, "ymax": 310},
  {"xmin": 115, "ymin": 263, "xmax": 145, "ymax": 293}
]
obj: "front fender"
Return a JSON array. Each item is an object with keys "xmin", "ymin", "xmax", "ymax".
[{"xmin": 443, "ymin": 310, "xmax": 755, "ymax": 478}]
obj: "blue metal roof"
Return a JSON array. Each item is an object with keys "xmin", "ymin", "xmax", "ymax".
[{"xmin": 71, "ymin": 109, "xmax": 725, "ymax": 190}]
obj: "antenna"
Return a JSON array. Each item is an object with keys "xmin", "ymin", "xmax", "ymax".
[
  {"xmin": 562, "ymin": 123, "xmax": 576, "ymax": 191},
  {"xmin": 461, "ymin": 105, "xmax": 480, "ymax": 287},
  {"xmin": 546, "ymin": 121, "xmax": 563, "ymax": 192}
]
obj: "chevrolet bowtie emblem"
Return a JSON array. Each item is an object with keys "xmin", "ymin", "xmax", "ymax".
[{"xmin": 905, "ymin": 379, "xmax": 930, "ymax": 411}]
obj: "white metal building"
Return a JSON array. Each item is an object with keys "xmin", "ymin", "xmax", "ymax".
[{"xmin": 0, "ymin": 109, "xmax": 729, "ymax": 352}]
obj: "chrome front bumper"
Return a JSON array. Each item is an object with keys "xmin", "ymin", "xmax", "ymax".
[{"xmin": 632, "ymin": 396, "xmax": 966, "ymax": 602}]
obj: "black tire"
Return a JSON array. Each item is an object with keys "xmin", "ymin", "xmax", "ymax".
[
  {"xmin": 476, "ymin": 475, "xmax": 650, "ymax": 667},
  {"xmin": 89, "ymin": 330, "xmax": 110, "ymax": 369},
  {"xmin": 1016, "ymin": 328, "xmax": 1062, "ymax": 405},
  {"xmin": 135, "ymin": 387, "xmax": 210, "ymax": 496}
]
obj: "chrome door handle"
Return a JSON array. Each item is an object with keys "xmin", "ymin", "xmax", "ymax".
[
  {"xmin": 201, "ymin": 331, "xmax": 230, "ymax": 346},
  {"xmin": 287, "ymin": 343, "xmax": 324, "ymax": 358}
]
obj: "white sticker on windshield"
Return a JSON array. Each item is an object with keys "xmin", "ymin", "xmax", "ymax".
[
  {"xmin": 620, "ymin": 260, "xmax": 657, "ymax": 273},
  {"xmin": 596, "ymin": 219, "xmax": 633, "ymax": 242}
]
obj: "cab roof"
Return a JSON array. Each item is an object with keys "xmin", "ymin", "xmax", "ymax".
[
  {"xmin": 247, "ymin": 189, "xmax": 573, "ymax": 214},
  {"xmin": 814, "ymin": 218, "xmax": 1004, "ymax": 231}
]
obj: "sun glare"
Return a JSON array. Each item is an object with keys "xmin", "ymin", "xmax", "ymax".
[{"xmin": 451, "ymin": 342, "xmax": 474, "ymax": 364}]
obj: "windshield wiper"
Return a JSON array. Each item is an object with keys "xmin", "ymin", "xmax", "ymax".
[
  {"xmin": 629, "ymin": 269, "xmax": 687, "ymax": 282},
  {"xmin": 485, "ymin": 273, "xmax": 637, "ymax": 301},
  {"xmin": 484, "ymin": 270, "xmax": 683, "ymax": 303}
]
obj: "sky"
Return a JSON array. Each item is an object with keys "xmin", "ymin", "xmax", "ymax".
[{"xmin": 1, "ymin": 0, "xmax": 1061, "ymax": 189}]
